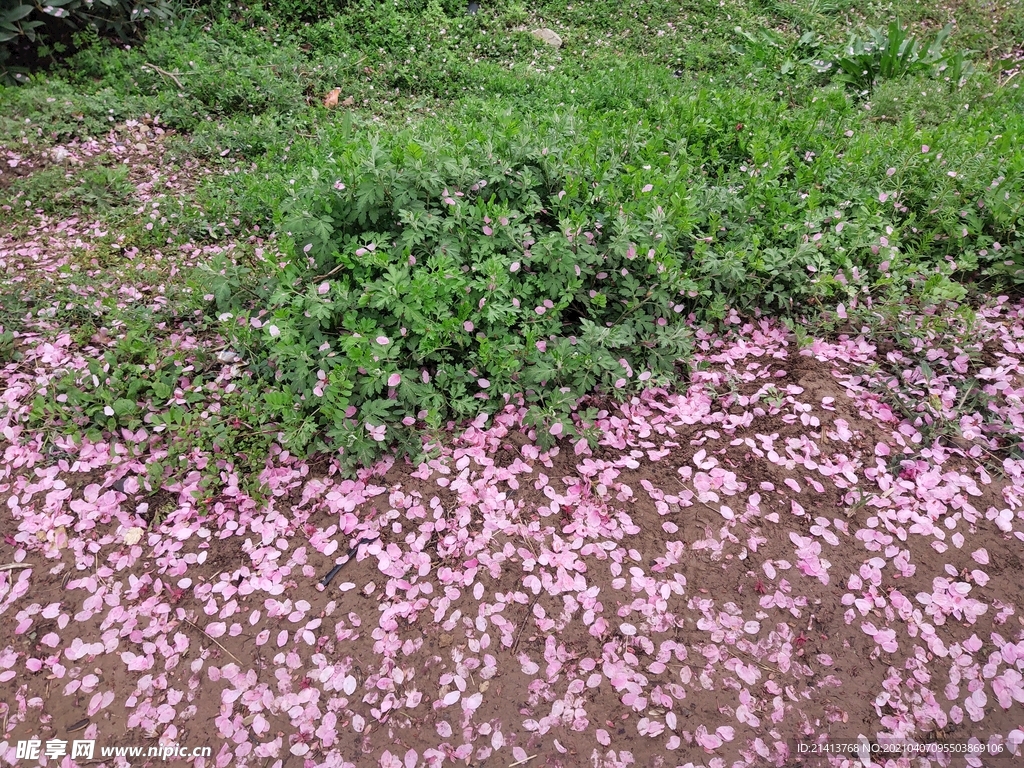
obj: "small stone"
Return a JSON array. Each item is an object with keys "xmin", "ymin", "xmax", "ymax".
[
  {"xmin": 123, "ymin": 527, "xmax": 144, "ymax": 545},
  {"xmin": 531, "ymin": 28, "xmax": 562, "ymax": 48},
  {"xmin": 134, "ymin": 143, "xmax": 148, "ymax": 154}
]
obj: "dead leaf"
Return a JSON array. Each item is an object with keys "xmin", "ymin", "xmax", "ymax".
[
  {"xmin": 341, "ymin": 95, "xmax": 355, "ymax": 107},
  {"xmin": 323, "ymin": 88, "xmax": 342, "ymax": 109}
]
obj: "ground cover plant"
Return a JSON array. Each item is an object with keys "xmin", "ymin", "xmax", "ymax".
[{"xmin": 2, "ymin": 0, "xmax": 1024, "ymax": 764}]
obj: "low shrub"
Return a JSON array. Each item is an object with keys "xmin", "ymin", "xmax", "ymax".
[{"xmin": 204, "ymin": 116, "xmax": 701, "ymax": 464}]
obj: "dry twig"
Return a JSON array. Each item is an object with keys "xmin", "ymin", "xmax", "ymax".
[
  {"xmin": 142, "ymin": 63, "xmax": 184, "ymax": 90},
  {"xmin": 181, "ymin": 617, "xmax": 245, "ymax": 666}
]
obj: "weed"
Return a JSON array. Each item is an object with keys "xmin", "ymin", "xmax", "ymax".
[{"xmin": 833, "ymin": 20, "xmax": 972, "ymax": 94}]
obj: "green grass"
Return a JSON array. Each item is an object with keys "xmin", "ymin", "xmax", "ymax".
[{"xmin": 2, "ymin": 0, "xmax": 1023, "ymax": 485}]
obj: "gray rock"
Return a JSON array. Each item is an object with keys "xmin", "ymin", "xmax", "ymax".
[{"xmin": 531, "ymin": 28, "xmax": 562, "ymax": 48}]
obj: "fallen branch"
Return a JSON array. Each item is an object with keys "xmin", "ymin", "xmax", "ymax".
[
  {"xmin": 142, "ymin": 63, "xmax": 184, "ymax": 90},
  {"xmin": 313, "ymin": 262, "xmax": 346, "ymax": 283}
]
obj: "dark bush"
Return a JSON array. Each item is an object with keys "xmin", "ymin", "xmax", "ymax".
[{"xmin": 1, "ymin": 0, "xmax": 173, "ymax": 82}]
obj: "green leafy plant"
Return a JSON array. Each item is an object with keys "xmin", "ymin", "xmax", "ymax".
[
  {"xmin": 0, "ymin": 328, "xmax": 19, "ymax": 363},
  {"xmin": 31, "ymin": 326, "xmax": 183, "ymax": 439},
  {"xmin": 832, "ymin": 20, "xmax": 971, "ymax": 93},
  {"xmin": 731, "ymin": 26, "xmax": 825, "ymax": 77}
]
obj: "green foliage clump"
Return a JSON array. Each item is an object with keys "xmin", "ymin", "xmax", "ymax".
[
  {"xmin": 730, "ymin": 26, "xmax": 826, "ymax": 78},
  {"xmin": 206, "ymin": 115, "xmax": 701, "ymax": 464},
  {"xmin": 266, "ymin": 0, "xmax": 467, "ymax": 26},
  {"xmin": 6, "ymin": 162, "xmax": 133, "ymax": 214},
  {"xmin": 296, "ymin": 0, "xmax": 532, "ymax": 100}
]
